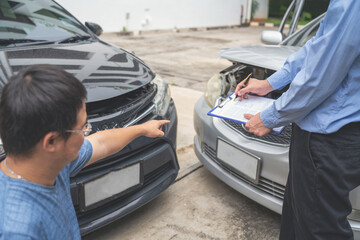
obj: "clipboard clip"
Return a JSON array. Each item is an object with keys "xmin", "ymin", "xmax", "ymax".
[{"xmin": 217, "ymin": 96, "xmax": 232, "ymax": 108}]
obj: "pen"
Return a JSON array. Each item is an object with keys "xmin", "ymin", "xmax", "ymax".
[{"xmin": 234, "ymin": 73, "xmax": 252, "ymax": 101}]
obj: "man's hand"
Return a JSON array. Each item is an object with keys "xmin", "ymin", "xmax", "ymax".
[
  {"xmin": 139, "ymin": 120, "xmax": 170, "ymax": 138},
  {"xmin": 235, "ymin": 78, "xmax": 274, "ymax": 101},
  {"xmin": 244, "ymin": 113, "xmax": 271, "ymax": 137},
  {"xmin": 85, "ymin": 120, "xmax": 170, "ymax": 167}
]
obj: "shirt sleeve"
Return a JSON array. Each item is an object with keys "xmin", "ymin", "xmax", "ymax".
[
  {"xmin": 0, "ymin": 233, "xmax": 32, "ymax": 240},
  {"xmin": 69, "ymin": 139, "xmax": 93, "ymax": 177},
  {"xmin": 267, "ymin": 36, "xmax": 316, "ymax": 90},
  {"xmin": 261, "ymin": 0, "xmax": 360, "ymax": 129}
]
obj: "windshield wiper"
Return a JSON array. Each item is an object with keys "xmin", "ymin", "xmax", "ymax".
[
  {"xmin": 56, "ymin": 35, "xmax": 92, "ymax": 44},
  {"xmin": 0, "ymin": 38, "xmax": 50, "ymax": 47}
]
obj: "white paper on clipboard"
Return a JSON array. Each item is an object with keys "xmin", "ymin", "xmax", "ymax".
[{"xmin": 208, "ymin": 93, "xmax": 284, "ymax": 134}]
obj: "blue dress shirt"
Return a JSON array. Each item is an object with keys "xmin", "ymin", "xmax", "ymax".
[{"xmin": 261, "ymin": 0, "xmax": 360, "ymax": 133}]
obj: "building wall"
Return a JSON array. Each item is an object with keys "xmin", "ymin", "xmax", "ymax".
[{"xmin": 56, "ymin": 0, "xmax": 251, "ymax": 32}]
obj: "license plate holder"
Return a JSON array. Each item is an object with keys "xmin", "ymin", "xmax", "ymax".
[
  {"xmin": 216, "ymin": 138, "xmax": 261, "ymax": 184},
  {"xmin": 80, "ymin": 162, "xmax": 143, "ymax": 211}
]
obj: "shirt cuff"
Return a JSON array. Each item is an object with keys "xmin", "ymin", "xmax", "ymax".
[
  {"xmin": 260, "ymin": 103, "xmax": 280, "ymax": 129},
  {"xmin": 267, "ymin": 68, "xmax": 292, "ymax": 90}
]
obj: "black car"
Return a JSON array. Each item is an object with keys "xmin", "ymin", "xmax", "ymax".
[{"xmin": 0, "ymin": 0, "xmax": 179, "ymax": 235}]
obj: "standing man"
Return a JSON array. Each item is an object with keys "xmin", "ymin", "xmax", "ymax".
[
  {"xmin": 235, "ymin": 0, "xmax": 360, "ymax": 239},
  {"xmin": 0, "ymin": 65, "xmax": 169, "ymax": 239}
]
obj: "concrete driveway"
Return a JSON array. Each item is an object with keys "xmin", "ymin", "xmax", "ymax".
[{"xmin": 83, "ymin": 26, "xmax": 281, "ymax": 240}]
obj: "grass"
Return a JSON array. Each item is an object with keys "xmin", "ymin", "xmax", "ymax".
[{"xmin": 265, "ymin": 18, "xmax": 311, "ymax": 26}]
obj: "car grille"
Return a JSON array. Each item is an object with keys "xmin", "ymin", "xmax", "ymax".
[
  {"xmin": 86, "ymin": 83, "xmax": 157, "ymax": 132},
  {"xmin": 143, "ymin": 161, "xmax": 174, "ymax": 187},
  {"xmin": 203, "ymin": 143, "xmax": 285, "ymax": 200},
  {"xmin": 222, "ymin": 119, "xmax": 292, "ymax": 147}
]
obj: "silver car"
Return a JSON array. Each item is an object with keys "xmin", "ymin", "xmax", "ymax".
[{"xmin": 193, "ymin": 13, "xmax": 360, "ymax": 237}]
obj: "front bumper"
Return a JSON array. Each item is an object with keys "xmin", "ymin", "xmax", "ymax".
[
  {"xmin": 71, "ymin": 100, "xmax": 179, "ymax": 236},
  {"xmin": 194, "ymin": 96, "xmax": 288, "ymax": 214},
  {"xmin": 193, "ymin": 95, "xmax": 360, "ymax": 236}
]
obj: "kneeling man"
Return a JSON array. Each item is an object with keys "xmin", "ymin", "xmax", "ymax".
[{"xmin": 0, "ymin": 65, "xmax": 170, "ymax": 239}]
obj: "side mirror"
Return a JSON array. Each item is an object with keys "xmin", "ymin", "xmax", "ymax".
[
  {"xmin": 85, "ymin": 22, "xmax": 103, "ymax": 36},
  {"xmin": 261, "ymin": 30, "xmax": 284, "ymax": 45}
]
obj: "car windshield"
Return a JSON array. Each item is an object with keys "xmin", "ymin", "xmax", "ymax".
[{"xmin": 0, "ymin": 0, "xmax": 91, "ymax": 45}]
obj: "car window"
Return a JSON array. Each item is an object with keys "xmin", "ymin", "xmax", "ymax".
[
  {"xmin": 279, "ymin": 0, "xmax": 305, "ymax": 38},
  {"xmin": 283, "ymin": 23, "xmax": 319, "ymax": 47},
  {"xmin": 0, "ymin": 0, "xmax": 90, "ymax": 42},
  {"xmin": 281, "ymin": 14, "xmax": 324, "ymax": 47}
]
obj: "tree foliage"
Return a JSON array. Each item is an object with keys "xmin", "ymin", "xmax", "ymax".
[{"xmin": 269, "ymin": 0, "xmax": 330, "ymax": 19}]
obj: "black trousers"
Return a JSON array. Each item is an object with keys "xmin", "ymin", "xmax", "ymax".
[{"xmin": 279, "ymin": 122, "xmax": 360, "ymax": 240}]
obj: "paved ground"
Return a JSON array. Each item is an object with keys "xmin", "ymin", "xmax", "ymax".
[
  {"xmin": 84, "ymin": 168, "xmax": 280, "ymax": 240},
  {"xmin": 100, "ymin": 26, "xmax": 274, "ymax": 91},
  {"xmin": 83, "ymin": 26, "xmax": 281, "ymax": 240}
]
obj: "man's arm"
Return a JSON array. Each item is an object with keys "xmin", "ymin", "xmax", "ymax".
[
  {"xmin": 240, "ymin": 1, "xmax": 360, "ymax": 136},
  {"xmin": 84, "ymin": 120, "xmax": 169, "ymax": 167},
  {"xmin": 235, "ymin": 14, "xmax": 324, "ymax": 101},
  {"xmin": 252, "ymin": 0, "xmax": 360, "ymax": 133},
  {"xmin": 236, "ymin": 12, "xmax": 324, "ymax": 99}
]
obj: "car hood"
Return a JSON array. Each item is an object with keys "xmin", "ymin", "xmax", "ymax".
[
  {"xmin": 0, "ymin": 41, "xmax": 155, "ymax": 102},
  {"xmin": 219, "ymin": 45, "xmax": 300, "ymax": 71}
]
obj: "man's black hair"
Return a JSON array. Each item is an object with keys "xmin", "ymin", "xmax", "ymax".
[{"xmin": 0, "ymin": 64, "xmax": 87, "ymax": 156}]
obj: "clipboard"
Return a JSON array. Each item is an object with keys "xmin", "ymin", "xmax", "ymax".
[{"xmin": 207, "ymin": 92, "xmax": 285, "ymax": 134}]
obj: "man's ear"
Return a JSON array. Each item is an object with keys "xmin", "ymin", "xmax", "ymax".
[{"xmin": 41, "ymin": 132, "xmax": 61, "ymax": 152}]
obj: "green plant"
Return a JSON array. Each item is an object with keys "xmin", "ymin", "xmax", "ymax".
[
  {"xmin": 300, "ymin": 11, "xmax": 312, "ymax": 21},
  {"xmin": 279, "ymin": 5, "xmax": 288, "ymax": 15},
  {"xmin": 265, "ymin": 18, "xmax": 311, "ymax": 26},
  {"xmin": 122, "ymin": 26, "xmax": 127, "ymax": 32}
]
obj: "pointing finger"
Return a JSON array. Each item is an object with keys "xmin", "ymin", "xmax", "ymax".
[{"xmin": 158, "ymin": 120, "xmax": 170, "ymax": 126}]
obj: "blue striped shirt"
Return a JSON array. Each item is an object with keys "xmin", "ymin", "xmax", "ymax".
[
  {"xmin": 261, "ymin": 0, "xmax": 360, "ymax": 133},
  {"xmin": 0, "ymin": 139, "xmax": 92, "ymax": 240}
]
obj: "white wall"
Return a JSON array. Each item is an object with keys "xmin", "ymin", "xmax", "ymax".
[{"xmin": 56, "ymin": 0, "xmax": 251, "ymax": 32}]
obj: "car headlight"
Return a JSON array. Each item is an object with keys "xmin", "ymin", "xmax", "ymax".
[
  {"xmin": 204, "ymin": 73, "xmax": 222, "ymax": 108},
  {"xmin": 152, "ymin": 75, "xmax": 171, "ymax": 117}
]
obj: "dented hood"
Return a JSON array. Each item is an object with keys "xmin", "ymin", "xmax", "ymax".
[{"xmin": 220, "ymin": 45, "xmax": 300, "ymax": 71}]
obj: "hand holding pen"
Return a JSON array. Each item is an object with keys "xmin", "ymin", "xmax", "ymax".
[
  {"xmin": 234, "ymin": 73, "xmax": 252, "ymax": 101},
  {"xmin": 234, "ymin": 74, "xmax": 274, "ymax": 101}
]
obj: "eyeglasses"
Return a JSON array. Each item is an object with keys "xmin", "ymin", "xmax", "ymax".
[{"xmin": 66, "ymin": 122, "xmax": 92, "ymax": 136}]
